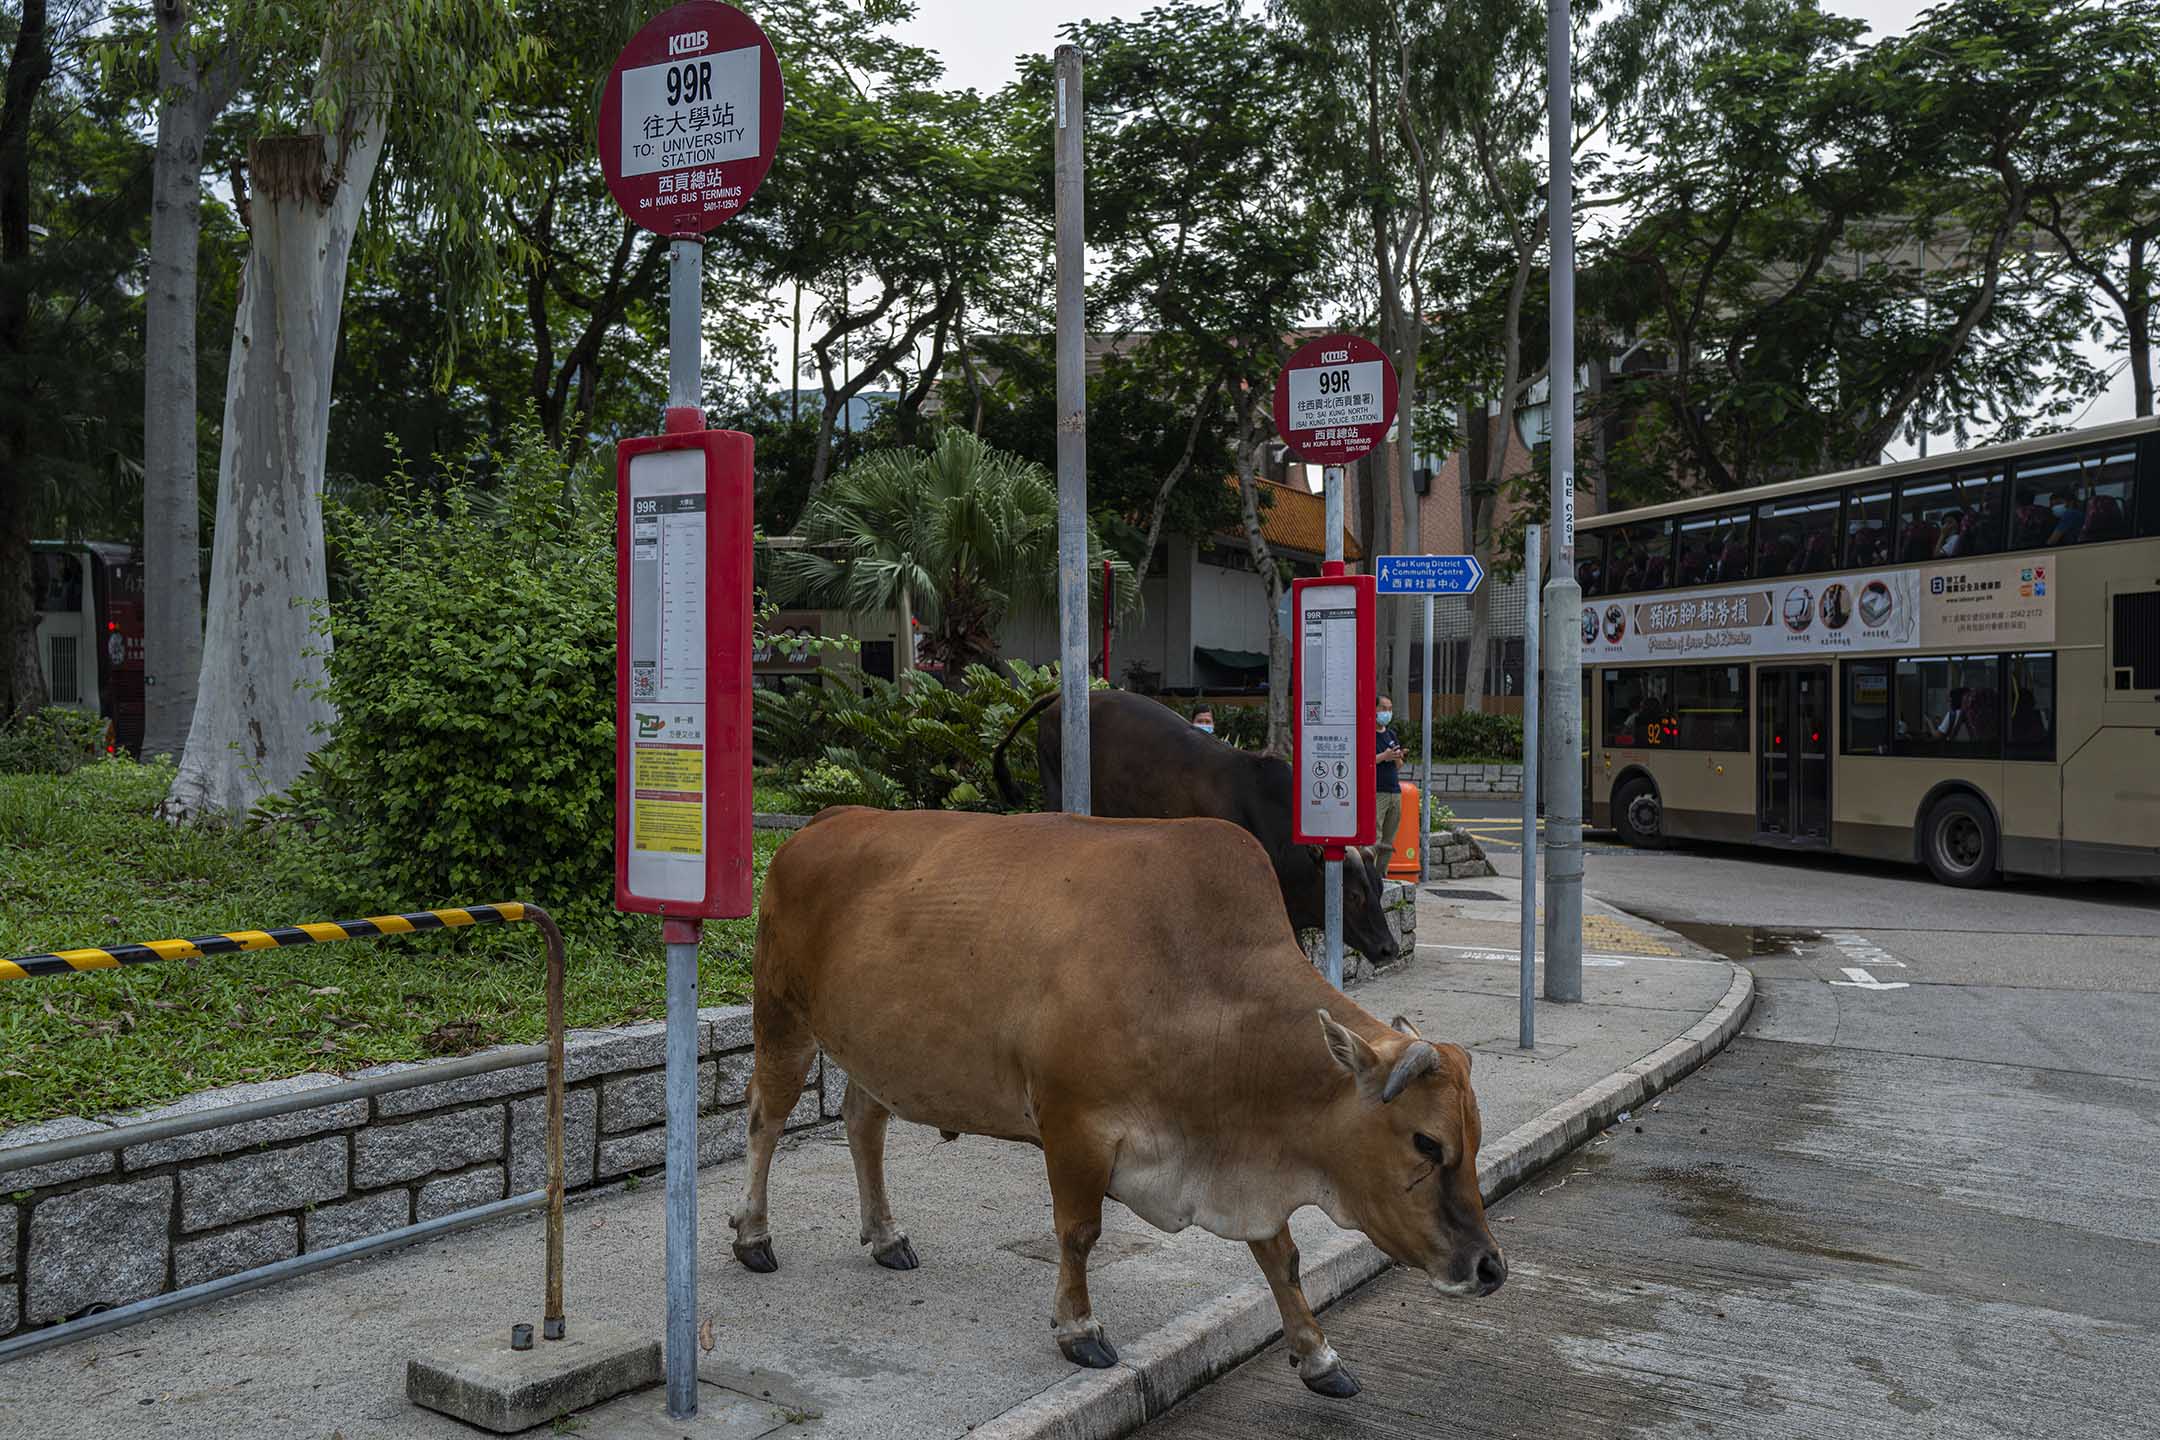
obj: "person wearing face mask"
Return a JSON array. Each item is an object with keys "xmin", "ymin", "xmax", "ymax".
[
  {"xmin": 1191, "ymin": 706, "xmax": 1216, "ymax": 736},
  {"xmin": 1373, "ymin": 695, "xmax": 1406, "ymax": 876}
]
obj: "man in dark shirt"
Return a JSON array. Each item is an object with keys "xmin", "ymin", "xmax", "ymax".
[{"xmin": 1373, "ymin": 695, "xmax": 1406, "ymax": 875}]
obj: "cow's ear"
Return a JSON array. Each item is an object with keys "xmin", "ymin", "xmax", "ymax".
[
  {"xmin": 1390, "ymin": 1014, "xmax": 1422, "ymax": 1039},
  {"xmin": 1317, "ymin": 1009, "xmax": 1384, "ymax": 1096}
]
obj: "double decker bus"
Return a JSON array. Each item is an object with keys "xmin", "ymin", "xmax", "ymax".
[
  {"xmin": 1575, "ymin": 416, "xmax": 2160, "ymax": 886},
  {"xmin": 30, "ymin": 540, "xmax": 145, "ymax": 755}
]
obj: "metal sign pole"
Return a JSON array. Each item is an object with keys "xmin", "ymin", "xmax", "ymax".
[
  {"xmin": 1520, "ymin": 526, "xmax": 1541, "ymax": 1049},
  {"xmin": 600, "ymin": 8, "xmax": 780, "ymax": 1425},
  {"xmin": 1543, "ymin": 0, "xmax": 1584, "ymax": 1004},
  {"xmin": 1323, "ymin": 462, "xmax": 1345, "ymax": 989},
  {"xmin": 1054, "ymin": 45, "xmax": 1091, "ymax": 814},
  {"xmin": 662, "ymin": 237, "xmax": 702, "ymax": 1423},
  {"xmin": 1419, "ymin": 593, "xmax": 1434, "ymax": 885}
]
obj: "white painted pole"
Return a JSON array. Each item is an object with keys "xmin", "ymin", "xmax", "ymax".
[
  {"xmin": 1323, "ymin": 463, "xmax": 1345, "ymax": 989},
  {"xmin": 1053, "ymin": 46, "xmax": 1091, "ymax": 815},
  {"xmin": 1520, "ymin": 526, "xmax": 1541, "ymax": 1049},
  {"xmin": 1419, "ymin": 593, "xmax": 1434, "ymax": 886},
  {"xmin": 1542, "ymin": 0, "xmax": 1583, "ymax": 1004}
]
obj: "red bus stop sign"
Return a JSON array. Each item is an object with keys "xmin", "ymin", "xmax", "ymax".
[
  {"xmin": 1273, "ymin": 333, "xmax": 1400, "ymax": 467},
  {"xmin": 598, "ymin": 1, "xmax": 784, "ymax": 236}
]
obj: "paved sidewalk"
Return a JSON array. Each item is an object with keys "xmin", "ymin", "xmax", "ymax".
[{"xmin": 0, "ymin": 891, "xmax": 1743, "ymax": 1440}]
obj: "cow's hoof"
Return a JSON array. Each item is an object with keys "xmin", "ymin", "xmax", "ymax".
[
  {"xmin": 872, "ymin": 1236, "xmax": 919, "ymax": 1271},
  {"xmin": 1058, "ymin": 1333, "xmax": 1119, "ymax": 1369},
  {"xmin": 732, "ymin": 1237, "xmax": 778, "ymax": 1273},
  {"xmin": 1301, "ymin": 1360, "xmax": 1361, "ymax": 1399}
]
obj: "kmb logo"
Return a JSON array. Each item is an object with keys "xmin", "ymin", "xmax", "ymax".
[{"xmin": 669, "ymin": 29, "xmax": 707, "ymax": 54}]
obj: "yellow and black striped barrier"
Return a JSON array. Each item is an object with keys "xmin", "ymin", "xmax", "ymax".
[
  {"xmin": 1, "ymin": 899, "xmax": 571, "ymax": 1342},
  {"xmin": 0, "ymin": 903, "xmax": 530, "ymax": 982}
]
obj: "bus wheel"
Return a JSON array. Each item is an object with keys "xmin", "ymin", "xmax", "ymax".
[
  {"xmin": 1922, "ymin": 793, "xmax": 1998, "ymax": 888},
  {"xmin": 1613, "ymin": 777, "xmax": 1665, "ymax": 849}
]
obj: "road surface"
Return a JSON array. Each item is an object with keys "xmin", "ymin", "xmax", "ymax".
[{"xmin": 1139, "ymin": 828, "xmax": 2160, "ymax": 1438}]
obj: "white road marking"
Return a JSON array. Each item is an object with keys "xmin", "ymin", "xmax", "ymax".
[
  {"xmin": 1829, "ymin": 966, "xmax": 1910, "ymax": 991},
  {"xmin": 1825, "ymin": 930, "xmax": 1907, "ymax": 968}
]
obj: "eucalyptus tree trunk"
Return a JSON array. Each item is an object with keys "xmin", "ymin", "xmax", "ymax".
[
  {"xmin": 0, "ymin": 0, "xmax": 52, "ymax": 721},
  {"xmin": 163, "ymin": 125, "xmax": 383, "ymax": 819},
  {"xmin": 141, "ymin": 0, "xmax": 237, "ymax": 759}
]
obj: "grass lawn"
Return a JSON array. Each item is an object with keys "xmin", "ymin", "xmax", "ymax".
[{"xmin": 0, "ymin": 761, "xmax": 781, "ymax": 1129}]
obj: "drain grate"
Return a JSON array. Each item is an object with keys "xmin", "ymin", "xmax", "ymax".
[{"xmin": 1425, "ymin": 887, "xmax": 1505, "ymax": 901}]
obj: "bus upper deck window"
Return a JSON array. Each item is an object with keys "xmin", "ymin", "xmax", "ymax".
[
  {"xmin": 1676, "ymin": 508, "xmax": 1750, "ymax": 586},
  {"xmin": 2014, "ymin": 447, "xmax": 2136, "ymax": 547},
  {"xmin": 1610, "ymin": 520, "xmax": 1673, "ymax": 593},
  {"xmin": 1898, "ymin": 468, "xmax": 2003, "ymax": 562},
  {"xmin": 1843, "ymin": 484, "xmax": 1894, "ymax": 568},
  {"xmin": 1755, "ymin": 495, "xmax": 1840, "ymax": 578},
  {"xmin": 33, "ymin": 552, "xmax": 83, "ymax": 612},
  {"xmin": 1576, "ymin": 533, "xmax": 1606, "ymax": 597}
]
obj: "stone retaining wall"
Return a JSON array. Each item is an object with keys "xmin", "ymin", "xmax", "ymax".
[
  {"xmin": 1429, "ymin": 824, "xmax": 1498, "ymax": 879},
  {"xmin": 1422, "ymin": 763, "xmax": 1524, "ymax": 796},
  {"xmin": 0, "ymin": 1006, "xmax": 837, "ymax": 1342},
  {"xmin": 1303, "ymin": 879, "xmax": 1419, "ymax": 984}
]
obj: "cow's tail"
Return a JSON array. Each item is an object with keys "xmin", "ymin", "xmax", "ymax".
[{"xmin": 991, "ymin": 689, "xmax": 1060, "ymax": 809}]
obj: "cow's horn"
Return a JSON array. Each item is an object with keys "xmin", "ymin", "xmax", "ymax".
[{"xmin": 1381, "ymin": 1040, "xmax": 1440, "ymax": 1103}]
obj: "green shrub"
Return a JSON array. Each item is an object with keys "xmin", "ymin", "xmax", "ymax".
[
  {"xmin": 1394, "ymin": 710, "xmax": 1524, "ymax": 763},
  {"xmin": 0, "ymin": 706, "xmax": 110, "ymax": 774},
  {"xmin": 755, "ymin": 661, "xmax": 1066, "ymax": 811},
  {"xmin": 301, "ymin": 432, "xmax": 621, "ymax": 932},
  {"xmin": 1162, "ymin": 698, "xmax": 1268, "ymax": 751}
]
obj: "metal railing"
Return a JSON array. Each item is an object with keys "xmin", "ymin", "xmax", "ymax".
[{"xmin": 0, "ymin": 903, "xmax": 568, "ymax": 1364}]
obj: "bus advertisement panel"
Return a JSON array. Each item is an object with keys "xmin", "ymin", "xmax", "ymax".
[{"xmin": 1585, "ymin": 551, "xmax": 2056, "ymax": 664}]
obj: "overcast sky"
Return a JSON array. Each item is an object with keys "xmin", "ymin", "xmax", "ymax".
[{"xmin": 791, "ymin": 0, "xmax": 2137, "ymax": 452}]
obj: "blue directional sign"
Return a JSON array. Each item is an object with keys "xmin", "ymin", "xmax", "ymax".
[{"xmin": 1373, "ymin": 553, "xmax": 1484, "ymax": 595}]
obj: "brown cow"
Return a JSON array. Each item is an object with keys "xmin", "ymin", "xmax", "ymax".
[
  {"xmin": 991, "ymin": 690, "xmax": 1402, "ymax": 969},
  {"xmin": 728, "ymin": 806, "xmax": 1504, "ymax": 1397}
]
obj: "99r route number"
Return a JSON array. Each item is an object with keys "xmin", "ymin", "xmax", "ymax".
[{"xmin": 667, "ymin": 61, "xmax": 712, "ymax": 107}]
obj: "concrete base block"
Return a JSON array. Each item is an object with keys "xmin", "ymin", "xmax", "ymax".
[{"xmin": 406, "ymin": 1320, "xmax": 661, "ymax": 1433}]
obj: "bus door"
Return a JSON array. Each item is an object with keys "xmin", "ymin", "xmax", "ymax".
[{"xmin": 1757, "ymin": 665, "xmax": 1830, "ymax": 843}]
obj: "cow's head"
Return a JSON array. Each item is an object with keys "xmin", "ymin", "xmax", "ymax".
[
  {"xmin": 1316, "ymin": 1009, "xmax": 1505, "ymax": 1299},
  {"xmin": 1341, "ymin": 848, "xmax": 1400, "ymax": 969}
]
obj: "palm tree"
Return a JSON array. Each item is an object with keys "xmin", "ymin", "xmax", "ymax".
[{"xmin": 772, "ymin": 430, "xmax": 1136, "ymax": 684}]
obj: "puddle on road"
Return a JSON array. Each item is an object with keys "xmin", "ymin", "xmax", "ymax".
[
  {"xmin": 1652, "ymin": 920, "xmax": 1820, "ymax": 961},
  {"xmin": 1644, "ymin": 1161, "xmax": 1911, "ymax": 1270}
]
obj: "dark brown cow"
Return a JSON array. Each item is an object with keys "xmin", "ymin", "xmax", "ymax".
[
  {"xmin": 992, "ymin": 690, "xmax": 1401, "ymax": 968},
  {"xmin": 728, "ymin": 807, "xmax": 1503, "ymax": 1397}
]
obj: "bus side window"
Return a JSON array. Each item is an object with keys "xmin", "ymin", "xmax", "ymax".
[
  {"xmin": 2004, "ymin": 653, "xmax": 2055, "ymax": 761},
  {"xmin": 34, "ymin": 552, "xmax": 84, "ymax": 613},
  {"xmin": 1603, "ymin": 667, "xmax": 1673, "ymax": 748},
  {"xmin": 1842, "ymin": 659, "xmax": 1892, "ymax": 754},
  {"xmin": 1892, "ymin": 654, "xmax": 2002, "ymax": 757}
]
